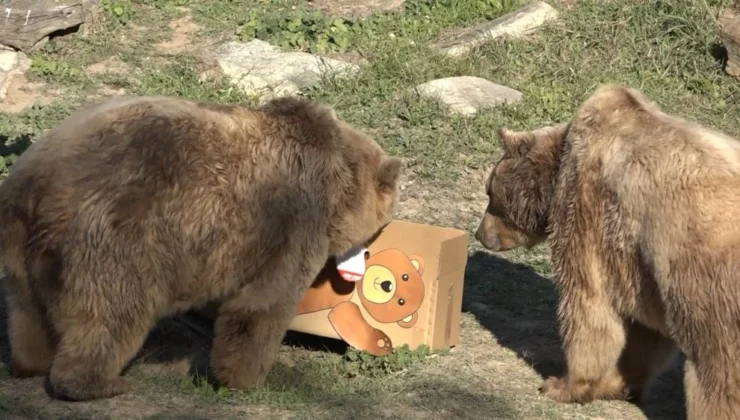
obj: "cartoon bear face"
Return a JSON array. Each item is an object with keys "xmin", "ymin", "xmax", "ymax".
[{"xmin": 357, "ymin": 249, "xmax": 425, "ymax": 328}]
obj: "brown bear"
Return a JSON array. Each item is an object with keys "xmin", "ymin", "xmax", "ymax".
[
  {"xmin": 0, "ymin": 94, "xmax": 403, "ymax": 401},
  {"xmin": 295, "ymin": 248, "xmax": 426, "ymax": 356},
  {"xmin": 475, "ymin": 84, "xmax": 740, "ymax": 420}
]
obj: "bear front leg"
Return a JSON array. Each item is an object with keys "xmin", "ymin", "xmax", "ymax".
[
  {"xmin": 541, "ymin": 288, "xmax": 629, "ymax": 404},
  {"xmin": 684, "ymin": 360, "xmax": 707, "ymax": 420},
  {"xmin": 49, "ymin": 310, "xmax": 156, "ymax": 401},
  {"xmin": 684, "ymin": 358, "xmax": 740, "ymax": 420},
  {"xmin": 211, "ymin": 300, "xmax": 297, "ymax": 390}
]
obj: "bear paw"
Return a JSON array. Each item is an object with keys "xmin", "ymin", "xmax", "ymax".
[
  {"xmin": 51, "ymin": 376, "xmax": 130, "ymax": 402},
  {"xmin": 541, "ymin": 376, "xmax": 583, "ymax": 404},
  {"xmin": 541, "ymin": 375, "xmax": 620, "ymax": 404}
]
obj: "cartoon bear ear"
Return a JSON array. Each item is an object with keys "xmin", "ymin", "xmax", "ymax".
[
  {"xmin": 407, "ymin": 254, "xmax": 424, "ymax": 276},
  {"xmin": 377, "ymin": 156, "xmax": 403, "ymax": 192},
  {"xmin": 496, "ymin": 128, "xmax": 533, "ymax": 158}
]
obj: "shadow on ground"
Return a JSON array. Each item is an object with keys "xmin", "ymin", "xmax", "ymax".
[
  {"xmin": 0, "ymin": 249, "xmax": 686, "ymax": 419},
  {"xmin": 0, "ymin": 286, "xmax": 348, "ymax": 385},
  {"xmin": 462, "ymin": 250, "xmax": 686, "ymax": 420},
  {"xmin": 0, "ymin": 134, "xmax": 34, "ymax": 159},
  {"xmin": 123, "ymin": 309, "xmax": 351, "ymax": 384},
  {"xmin": 0, "ymin": 289, "xmax": 517, "ymax": 418}
]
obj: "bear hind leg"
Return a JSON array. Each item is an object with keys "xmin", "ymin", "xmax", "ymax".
[
  {"xmin": 7, "ymin": 285, "xmax": 55, "ymax": 378},
  {"xmin": 616, "ymin": 321, "xmax": 677, "ymax": 403},
  {"xmin": 48, "ymin": 301, "xmax": 156, "ymax": 401}
]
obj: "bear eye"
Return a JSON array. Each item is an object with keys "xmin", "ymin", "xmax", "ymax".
[
  {"xmin": 402, "ymin": 274, "xmax": 409, "ymax": 281},
  {"xmin": 380, "ymin": 281, "xmax": 394, "ymax": 293}
]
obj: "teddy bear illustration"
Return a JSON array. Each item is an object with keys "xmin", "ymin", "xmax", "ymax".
[{"xmin": 295, "ymin": 248, "xmax": 426, "ymax": 356}]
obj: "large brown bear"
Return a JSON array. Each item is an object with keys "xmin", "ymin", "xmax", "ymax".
[
  {"xmin": 0, "ymin": 95, "xmax": 402, "ymax": 401},
  {"xmin": 475, "ymin": 84, "xmax": 740, "ymax": 420}
]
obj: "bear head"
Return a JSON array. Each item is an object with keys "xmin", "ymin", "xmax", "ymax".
[
  {"xmin": 357, "ymin": 249, "xmax": 425, "ymax": 328},
  {"xmin": 326, "ymin": 121, "xmax": 402, "ymax": 257},
  {"xmin": 259, "ymin": 97, "xmax": 403, "ymax": 258},
  {"xmin": 475, "ymin": 123, "xmax": 569, "ymax": 252}
]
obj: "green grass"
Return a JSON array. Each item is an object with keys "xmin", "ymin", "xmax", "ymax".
[
  {"xmin": 194, "ymin": 0, "xmax": 520, "ymax": 48},
  {"xmin": 0, "ymin": 0, "xmax": 733, "ymax": 418},
  {"xmin": 131, "ymin": 344, "xmax": 433, "ymax": 406},
  {"xmin": 6, "ymin": 0, "xmax": 735, "ymax": 182}
]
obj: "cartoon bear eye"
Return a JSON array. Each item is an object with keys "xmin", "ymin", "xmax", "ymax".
[
  {"xmin": 398, "ymin": 298, "xmax": 405, "ymax": 306},
  {"xmin": 380, "ymin": 280, "xmax": 394, "ymax": 293},
  {"xmin": 402, "ymin": 274, "xmax": 409, "ymax": 281}
]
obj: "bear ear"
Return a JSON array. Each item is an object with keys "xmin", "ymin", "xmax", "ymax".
[
  {"xmin": 496, "ymin": 128, "xmax": 533, "ymax": 158},
  {"xmin": 260, "ymin": 97, "xmax": 338, "ymax": 124},
  {"xmin": 377, "ymin": 156, "xmax": 403, "ymax": 193},
  {"xmin": 318, "ymin": 102, "xmax": 338, "ymax": 122},
  {"xmin": 537, "ymin": 123, "xmax": 570, "ymax": 148},
  {"xmin": 407, "ymin": 254, "xmax": 424, "ymax": 276}
]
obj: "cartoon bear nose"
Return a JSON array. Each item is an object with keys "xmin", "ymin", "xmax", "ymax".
[
  {"xmin": 398, "ymin": 298, "xmax": 405, "ymax": 306},
  {"xmin": 381, "ymin": 281, "xmax": 394, "ymax": 293}
]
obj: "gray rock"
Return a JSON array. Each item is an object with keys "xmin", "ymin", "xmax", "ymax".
[
  {"xmin": 433, "ymin": 1, "xmax": 559, "ymax": 58},
  {"xmin": 0, "ymin": 50, "xmax": 31, "ymax": 101},
  {"xmin": 216, "ymin": 40, "xmax": 360, "ymax": 102},
  {"xmin": 414, "ymin": 76, "xmax": 522, "ymax": 116}
]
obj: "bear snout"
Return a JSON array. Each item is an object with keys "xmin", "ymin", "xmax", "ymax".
[{"xmin": 475, "ymin": 220, "xmax": 502, "ymax": 251}]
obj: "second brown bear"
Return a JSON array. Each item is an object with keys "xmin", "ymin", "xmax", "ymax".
[
  {"xmin": 0, "ymin": 95, "xmax": 402, "ymax": 401},
  {"xmin": 477, "ymin": 84, "xmax": 740, "ymax": 420}
]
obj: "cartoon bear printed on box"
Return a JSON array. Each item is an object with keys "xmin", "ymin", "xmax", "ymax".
[{"xmin": 296, "ymin": 248, "xmax": 425, "ymax": 356}]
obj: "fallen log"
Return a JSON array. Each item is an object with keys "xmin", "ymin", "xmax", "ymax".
[{"xmin": 0, "ymin": 0, "xmax": 100, "ymax": 52}]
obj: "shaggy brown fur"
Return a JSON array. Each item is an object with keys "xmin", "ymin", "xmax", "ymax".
[
  {"xmin": 0, "ymin": 95, "xmax": 402, "ymax": 401},
  {"xmin": 476, "ymin": 84, "xmax": 740, "ymax": 419}
]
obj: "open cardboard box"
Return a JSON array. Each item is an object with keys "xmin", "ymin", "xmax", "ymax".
[{"xmin": 290, "ymin": 220, "xmax": 469, "ymax": 356}]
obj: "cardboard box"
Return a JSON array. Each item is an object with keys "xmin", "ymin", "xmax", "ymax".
[{"xmin": 289, "ymin": 220, "xmax": 469, "ymax": 356}]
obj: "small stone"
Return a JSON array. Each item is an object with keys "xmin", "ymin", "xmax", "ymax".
[
  {"xmin": 0, "ymin": 50, "xmax": 31, "ymax": 101},
  {"xmin": 414, "ymin": 76, "xmax": 522, "ymax": 116},
  {"xmin": 216, "ymin": 40, "xmax": 360, "ymax": 103},
  {"xmin": 720, "ymin": 6, "xmax": 740, "ymax": 79},
  {"xmin": 433, "ymin": 1, "xmax": 559, "ymax": 58},
  {"xmin": 0, "ymin": 50, "xmax": 21, "ymax": 72}
]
